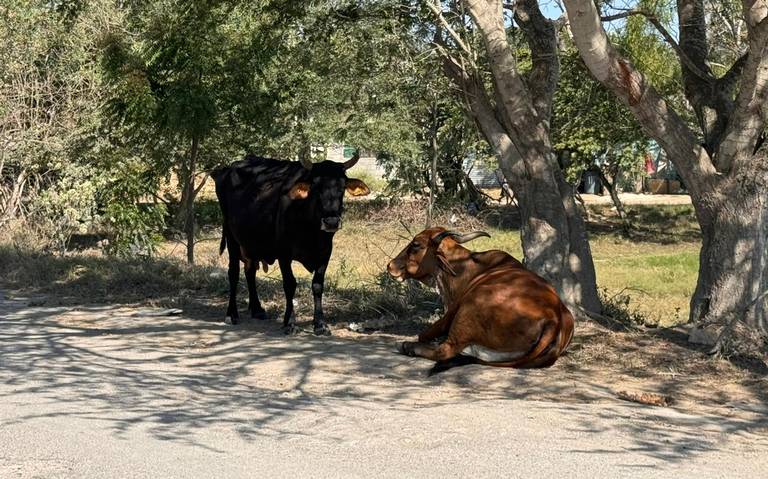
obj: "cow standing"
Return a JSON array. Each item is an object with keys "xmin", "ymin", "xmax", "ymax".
[
  {"xmin": 214, "ymin": 152, "xmax": 370, "ymax": 335},
  {"xmin": 387, "ymin": 227, "xmax": 575, "ymax": 374}
]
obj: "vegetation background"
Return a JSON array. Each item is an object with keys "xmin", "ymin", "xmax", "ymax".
[{"xmin": 1, "ymin": 0, "xmax": 765, "ymax": 362}]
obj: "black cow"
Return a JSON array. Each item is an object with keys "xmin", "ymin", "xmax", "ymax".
[{"xmin": 213, "ymin": 152, "xmax": 370, "ymax": 335}]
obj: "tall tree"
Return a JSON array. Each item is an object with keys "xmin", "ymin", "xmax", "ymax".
[
  {"xmin": 100, "ymin": 0, "xmax": 295, "ymax": 263},
  {"xmin": 424, "ymin": 0, "xmax": 601, "ymax": 313},
  {"xmin": 563, "ymin": 0, "xmax": 768, "ymax": 348}
]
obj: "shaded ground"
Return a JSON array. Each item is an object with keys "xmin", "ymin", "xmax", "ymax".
[{"xmin": 1, "ymin": 294, "xmax": 767, "ymax": 477}]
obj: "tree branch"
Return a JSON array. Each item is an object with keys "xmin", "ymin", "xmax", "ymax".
[
  {"xmin": 563, "ymin": 0, "xmax": 717, "ymax": 202},
  {"xmin": 426, "ymin": 1, "xmax": 475, "ymax": 64},
  {"xmin": 600, "ymin": 9, "xmax": 713, "ymax": 83},
  {"xmin": 463, "ymin": 0, "xmax": 539, "ymax": 137},
  {"xmin": 514, "ymin": 0, "xmax": 560, "ymax": 121},
  {"xmin": 717, "ymin": 10, "xmax": 768, "ymax": 171}
]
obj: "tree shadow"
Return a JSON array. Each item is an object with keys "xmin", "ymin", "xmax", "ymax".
[{"xmin": 1, "ymin": 292, "xmax": 766, "ymax": 465}]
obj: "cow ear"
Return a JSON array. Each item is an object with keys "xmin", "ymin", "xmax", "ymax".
[
  {"xmin": 288, "ymin": 182, "xmax": 311, "ymax": 200},
  {"xmin": 345, "ymin": 178, "xmax": 370, "ymax": 196}
]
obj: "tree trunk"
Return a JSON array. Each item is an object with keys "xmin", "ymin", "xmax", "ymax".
[
  {"xmin": 432, "ymin": 0, "xmax": 601, "ymax": 313},
  {"xmin": 179, "ymin": 136, "xmax": 200, "ymax": 265},
  {"xmin": 563, "ymin": 0, "xmax": 768, "ymax": 347},
  {"xmin": 690, "ymin": 174, "xmax": 768, "ymax": 341},
  {"xmin": 495, "ymin": 140, "xmax": 601, "ymax": 313},
  {"xmin": 427, "ymin": 106, "xmax": 439, "ymax": 227},
  {"xmin": 597, "ymin": 168, "xmax": 632, "ymax": 236},
  {"xmin": 0, "ymin": 169, "xmax": 27, "ymax": 226}
]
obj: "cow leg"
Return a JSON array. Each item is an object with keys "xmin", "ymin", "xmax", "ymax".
[
  {"xmin": 417, "ymin": 314, "xmax": 453, "ymax": 343},
  {"xmin": 279, "ymin": 258, "xmax": 299, "ymax": 335},
  {"xmin": 225, "ymin": 242, "xmax": 241, "ymax": 325},
  {"xmin": 311, "ymin": 264, "xmax": 331, "ymax": 336},
  {"xmin": 397, "ymin": 339, "xmax": 463, "ymax": 362},
  {"xmin": 245, "ymin": 262, "xmax": 267, "ymax": 320}
]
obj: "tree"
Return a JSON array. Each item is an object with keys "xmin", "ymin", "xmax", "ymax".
[
  {"xmin": 552, "ymin": 47, "xmax": 652, "ymax": 235},
  {"xmin": 422, "ymin": 0, "xmax": 601, "ymax": 313},
  {"xmin": 563, "ymin": 0, "xmax": 768, "ymax": 348},
  {"xmin": 100, "ymin": 0, "xmax": 296, "ymax": 263},
  {"xmin": 0, "ymin": 0, "xmax": 109, "ymax": 248}
]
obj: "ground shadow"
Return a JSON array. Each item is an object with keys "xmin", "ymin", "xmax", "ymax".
[{"xmin": 1, "ymin": 296, "xmax": 766, "ymax": 465}]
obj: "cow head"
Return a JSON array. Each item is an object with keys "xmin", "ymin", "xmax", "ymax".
[
  {"xmin": 387, "ymin": 227, "xmax": 490, "ymax": 284},
  {"xmin": 288, "ymin": 151, "xmax": 370, "ymax": 232}
]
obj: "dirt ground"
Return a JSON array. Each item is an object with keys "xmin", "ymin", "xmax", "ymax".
[
  {"xmin": 2, "ymin": 291, "xmax": 767, "ymax": 477},
  {"xmin": 2, "ymin": 289, "xmax": 764, "ymax": 421}
]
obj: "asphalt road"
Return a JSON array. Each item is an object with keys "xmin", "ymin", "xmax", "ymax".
[{"xmin": 1, "ymin": 295, "xmax": 766, "ymax": 478}]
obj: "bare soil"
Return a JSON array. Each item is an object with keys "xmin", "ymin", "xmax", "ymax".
[{"xmin": 4, "ymin": 289, "xmax": 764, "ymax": 424}]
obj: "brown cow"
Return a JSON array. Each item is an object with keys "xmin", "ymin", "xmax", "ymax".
[{"xmin": 387, "ymin": 227, "xmax": 574, "ymax": 374}]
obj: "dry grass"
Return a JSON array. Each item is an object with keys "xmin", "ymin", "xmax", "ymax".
[{"xmin": 2, "ymin": 198, "xmax": 767, "ymax": 417}]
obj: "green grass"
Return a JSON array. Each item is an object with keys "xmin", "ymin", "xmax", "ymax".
[{"xmin": 0, "ymin": 200, "xmax": 701, "ymax": 327}]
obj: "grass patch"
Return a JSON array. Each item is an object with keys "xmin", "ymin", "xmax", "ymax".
[{"xmin": 1, "ymin": 199, "xmax": 701, "ymax": 328}]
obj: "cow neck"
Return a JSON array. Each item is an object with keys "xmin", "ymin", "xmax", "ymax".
[{"xmin": 434, "ymin": 243, "xmax": 474, "ymax": 309}]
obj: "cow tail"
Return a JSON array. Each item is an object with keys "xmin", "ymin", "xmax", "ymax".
[
  {"xmin": 559, "ymin": 303, "xmax": 576, "ymax": 353},
  {"xmin": 494, "ymin": 316, "xmax": 562, "ymax": 369},
  {"xmin": 219, "ymin": 230, "xmax": 227, "ymax": 255}
]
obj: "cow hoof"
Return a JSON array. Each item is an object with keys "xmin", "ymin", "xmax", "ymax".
[
  {"xmin": 224, "ymin": 316, "xmax": 239, "ymax": 325},
  {"xmin": 283, "ymin": 324, "xmax": 301, "ymax": 336},
  {"xmin": 314, "ymin": 324, "xmax": 332, "ymax": 336},
  {"xmin": 251, "ymin": 309, "xmax": 268, "ymax": 320},
  {"xmin": 397, "ymin": 341, "xmax": 416, "ymax": 357}
]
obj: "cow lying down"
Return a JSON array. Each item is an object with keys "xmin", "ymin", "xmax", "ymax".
[{"xmin": 387, "ymin": 227, "xmax": 574, "ymax": 375}]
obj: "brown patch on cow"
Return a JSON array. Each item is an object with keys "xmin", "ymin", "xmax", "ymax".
[{"xmin": 288, "ymin": 182, "xmax": 311, "ymax": 200}]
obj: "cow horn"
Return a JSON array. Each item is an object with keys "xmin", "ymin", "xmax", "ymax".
[
  {"xmin": 300, "ymin": 156, "xmax": 313, "ymax": 171},
  {"xmin": 450, "ymin": 231, "xmax": 491, "ymax": 243},
  {"xmin": 431, "ymin": 230, "xmax": 458, "ymax": 246},
  {"xmin": 343, "ymin": 149, "xmax": 360, "ymax": 170}
]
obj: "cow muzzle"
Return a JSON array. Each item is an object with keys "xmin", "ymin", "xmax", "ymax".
[
  {"xmin": 321, "ymin": 216, "xmax": 342, "ymax": 232},
  {"xmin": 387, "ymin": 259, "xmax": 406, "ymax": 282}
]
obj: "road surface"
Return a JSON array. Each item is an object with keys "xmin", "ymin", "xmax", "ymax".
[{"xmin": 1, "ymin": 294, "xmax": 766, "ymax": 478}]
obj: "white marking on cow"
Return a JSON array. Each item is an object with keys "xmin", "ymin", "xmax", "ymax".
[{"xmin": 461, "ymin": 344, "xmax": 525, "ymax": 362}]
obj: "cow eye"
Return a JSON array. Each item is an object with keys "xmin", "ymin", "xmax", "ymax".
[{"xmin": 408, "ymin": 242, "xmax": 422, "ymax": 253}]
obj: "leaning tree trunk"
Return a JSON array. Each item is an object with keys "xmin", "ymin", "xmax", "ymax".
[
  {"xmin": 597, "ymin": 168, "xmax": 632, "ymax": 237},
  {"xmin": 494, "ymin": 132, "xmax": 601, "ymax": 313},
  {"xmin": 427, "ymin": 0, "xmax": 601, "ymax": 313}
]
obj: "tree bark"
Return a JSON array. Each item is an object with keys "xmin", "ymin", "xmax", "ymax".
[
  {"xmin": 179, "ymin": 135, "xmax": 200, "ymax": 265},
  {"xmin": 691, "ymin": 172, "xmax": 768, "ymax": 336}
]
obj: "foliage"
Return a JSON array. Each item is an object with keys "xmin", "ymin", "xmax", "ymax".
[
  {"xmin": 552, "ymin": 48, "xmax": 650, "ymax": 186},
  {"xmin": 0, "ymin": 0, "xmax": 106, "ymax": 244},
  {"xmin": 29, "ymin": 163, "xmax": 105, "ymax": 252},
  {"xmin": 99, "ymin": 160, "xmax": 167, "ymax": 257}
]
